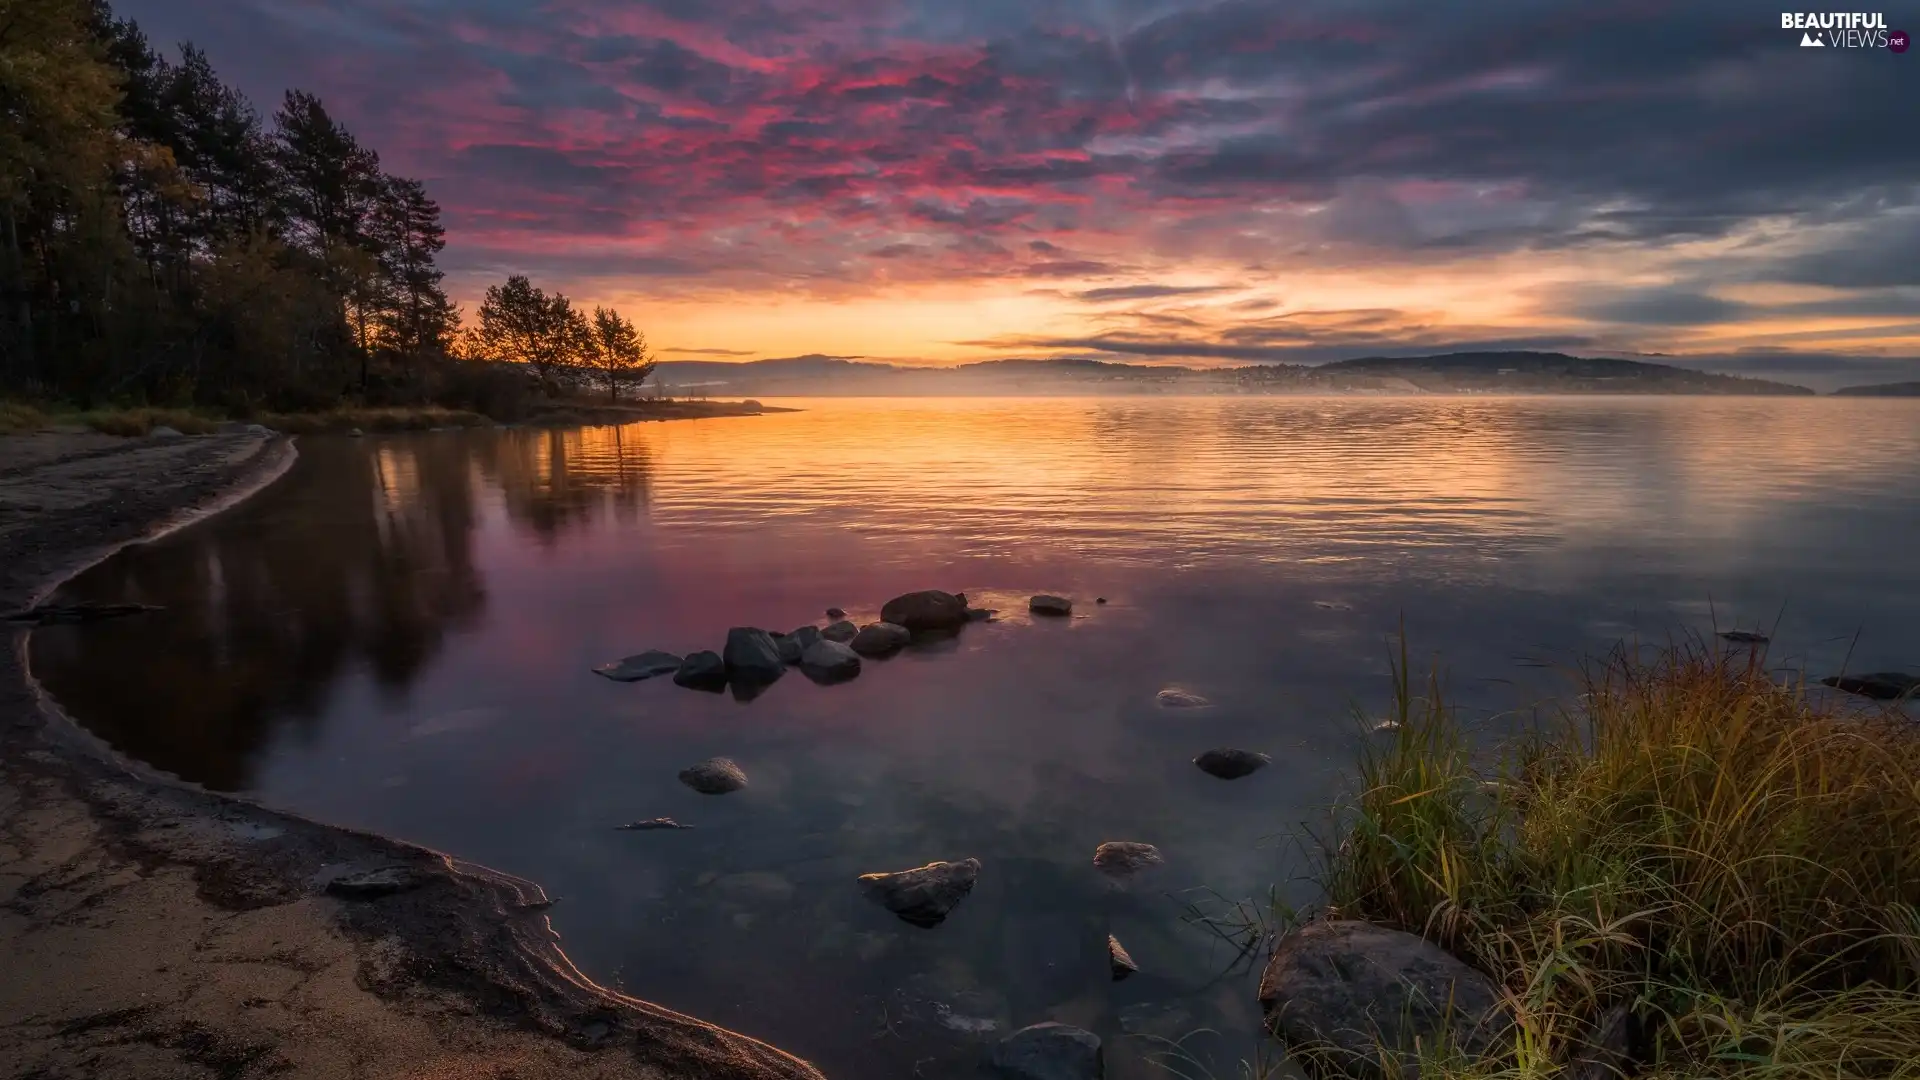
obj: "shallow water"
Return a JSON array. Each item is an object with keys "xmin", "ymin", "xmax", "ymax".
[{"xmin": 31, "ymin": 396, "xmax": 1920, "ymax": 1078}]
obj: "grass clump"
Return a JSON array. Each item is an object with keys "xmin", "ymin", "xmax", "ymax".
[
  {"xmin": 252, "ymin": 405, "xmax": 490, "ymax": 434},
  {"xmin": 74, "ymin": 406, "xmax": 223, "ymax": 436},
  {"xmin": 0, "ymin": 401, "xmax": 49, "ymax": 433},
  {"xmin": 1311, "ymin": 637, "xmax": 1920, "ymax": 1078}
]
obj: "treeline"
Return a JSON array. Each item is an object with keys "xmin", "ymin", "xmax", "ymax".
[{"xmin": 0, "ymin": 0, "xmax": 654, "ymax": 415}]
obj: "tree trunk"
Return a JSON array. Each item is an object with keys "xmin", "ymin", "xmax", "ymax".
[{"xmin": 1, "ymin": 203, "xmax": 33, "ymax": 382}]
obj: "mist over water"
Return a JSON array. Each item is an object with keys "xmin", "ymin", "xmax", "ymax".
[{"xmin": 31, "ymin": 396, "xmax": 1920, "ymax": 1078}]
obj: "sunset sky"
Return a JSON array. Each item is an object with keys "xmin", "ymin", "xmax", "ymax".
[{"xmin": 116, "ymin": 0, "xmax": 1920, "ymax": 386}]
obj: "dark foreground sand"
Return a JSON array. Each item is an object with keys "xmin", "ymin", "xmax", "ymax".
[{"xmin": 0, "ymin": 432, "xmax": 825, "ymax": 1080}]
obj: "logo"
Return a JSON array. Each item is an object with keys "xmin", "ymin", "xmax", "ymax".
[
  {"xmin": 1781, "ymin": 11, "xmax": 1893, "ymax": 47},
  {"xmin": 1892, "ymin": 28, "xmax": 1912, "ymax": 51}
]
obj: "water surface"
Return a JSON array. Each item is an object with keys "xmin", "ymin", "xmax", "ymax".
[{"xmin": 32, "ymin": 396, "xmax": 1920, "ymax": 1079}]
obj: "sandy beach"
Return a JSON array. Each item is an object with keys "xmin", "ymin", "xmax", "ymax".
[{"xmin": 0, "ymin": 430, "xmax": 824, "ymax": 1080}]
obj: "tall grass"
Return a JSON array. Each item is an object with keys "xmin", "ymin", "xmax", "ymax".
[{"xmin": 1310, "ymin": 637, "xmax": 1920, "ymax": 1078}]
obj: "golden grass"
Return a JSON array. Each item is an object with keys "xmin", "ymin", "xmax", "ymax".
[
  {"xmin": 72, "ymin": 406, "xmax": 223, "ymax": 436},
  {"xmin": 1309, "ymin": 638, "xmax": 1920, "ymax": 1078},
  {"xmin": 251, "ymin": 405, "xmax": 490, "ymax": 434},
  {"xmin": 0, "ymin": 401, "xmax": 49, "ymax": 434}
]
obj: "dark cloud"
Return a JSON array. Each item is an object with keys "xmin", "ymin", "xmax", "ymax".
[
  {"xmin": 1569, "ymin": 286, "xmax": 1751, "ymax": 327},
  {"xmin": 1766, "ymin": 215, "xmax": 1920, "ymax": 288},
  {"xmin": 1025, "ymin": 260, "xmax": 1120, "ymax": 278},
  {"xmin": 1073, "ymin": 284, "xmax": 1235, "ymax": 302}
]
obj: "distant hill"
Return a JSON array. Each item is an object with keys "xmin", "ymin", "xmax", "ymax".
[
  {"xmin": 650, "ymin": 351, "xmax": 1816, "ymax": 397},
  {"xmin": 1831, "ymin": 381, "xmax": 1920, "ymax": 397}
]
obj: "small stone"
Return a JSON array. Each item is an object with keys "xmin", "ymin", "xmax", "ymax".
[
  {"xmin": 673, "ymin": 650, "xmax": 727, "ymax": 691},
  {"xmin": 326, "ymin": 866, "xmax": 429, "ymax": 899},
  {"xmin": 348, "ymin": 428, "xmax": 364, "ymax": 437},
  {"xmin": 800, "ymin": 639, "xmax": 862, "ymax": 683},
  {"xmin": 244, "ymin": 423, "xmax": 272, "ymax": 435},
  {"xmin": 1095, "ymin": 597, "xmax": 1108, "ymax": 605},
  {"xmin": 1156, "ymin": 688, "xmax": 1212, "ymax": 709},
  {"xmin": 615, "ymin": 818, "xmax": 693, "ymax": 830},
  {"xmin": 1092, "ymin": 842, "xmax": 1162, "ymax": 878},
  {"xmin": 990, "ymin": 1022, "xmax": 1103, "ymax": 1080},
  {"xmin": 821, "ymin": 619, "xmax": 859, "ymax": 643},
  {"xmin": 826, "ymin": 607, "xmax": 847, "ymax": 619},
  {"xmin": 1029, "ymin": 595, "xmax": 1073, "ymax": 617},
  {"xmin": 858, "ymin": 858, "xmax": 980, "ymax": 928},
  {"xmin": 149, "ymin": 425, "xmax": 184, "ymax": 438},
  {"xmin": 965, "ymin": 608, "xmax": 996, "ymax": 622},
  {"xmin": 849, "ymin": 621, "xmax": 911, "ymax": 657},
  {"xmin": 1193, "ymin": 748, "xmax": 1271, "ymax": 780},
  {"xmin": 678, "ymin": 757, "xmax": 747, "ymax": 794},
  {"xmin": 592, "ymin": 650, "xmax": 682, "ymax": 682},
  {"xmin": 1719, "ymin": 630, "xmax": 1770, "ymax": 645},
  {"xmin": 1107, "ymin": 935, "xmax": 1138, "ymax": 981}
]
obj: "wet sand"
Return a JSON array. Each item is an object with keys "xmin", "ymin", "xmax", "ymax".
[{"xmin": 0, "ymin": 431, "xmax": 824, "ymax": 1080}]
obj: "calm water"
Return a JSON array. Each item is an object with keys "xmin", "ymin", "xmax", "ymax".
[{"xmin": 31, "ymin": 396, "xmax": 1920, "ymax": 1079}]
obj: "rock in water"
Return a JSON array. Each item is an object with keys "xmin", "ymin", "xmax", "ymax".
[
  {"xmin": 2, "ymin": 602, "xmax": 161, "ymax": 626},
  {"xmin": 826, "ymin": 607, "xmax": 847, "ymax": 619},
  {"xmin": 1258, "ymin": 920, "xmax": 1510, "ymax": 1078},
  {"xmin": 1095, "ymin": 597, "xmax": 1108, "ymax": 605},
  {"xmin": 789, "ymin": 625, "xmax": 824, "ymax": 653},
  {"xmin": 1029, "ymin": 595, "xmax": 1073, "ymax": 617},
  {"xmin": 1193, "ymin": 748, "xmax": 1271, "ymax": 780},
  {"xmin": 592, "ymin": 650, "xmax": 683, "ymax": 682},
  {"xmin": 858, "ymin": 858, "xmax": 980, "ymax": 928},
  {"xmin": 850, "ymin": 621, "xmax": 911, "ymax": 657},
  {"xmin": 1107, "ymin": 935, "xmax": 1138, "ymax": 981},
  {"xmin": 1156, "ymin": 688, "xmax": 1212, "ymax": 709},
  {"xmin": 800, "ymin": 639, "xmax": 862, "ymax": 683},
  {"xmin": 673, "ymin": 651, "xmax": 727, "ymax": 691},
  {"xmin": 966, "ymin": 607, "xmax": 996, "ymax": 622},
  {"xmin": 772, "ymin": 632, "xmax": 802, "ymax": 664},
  {"xmin": 1719, "ymin": 630, "xmax": 1770, "ymax": 645},
  {"xmin": 990, "ymin": 1022, "xmax": 1103, "ymax": 1080},
  {"xmin": 615, "ymin": 818, "xmax": 693, "ymax": 830},
  {"xmin": 1092, "ymin": 842, "xmax": 1162, "ymax": 879},
  {"xmin": 1821, "ymin": 672, "xmax": 1919, "ymax": 701},
  {"xmin": 821, "ymin": 619, "xmax": 859, "ymax": 643},
  {"xmin": 724, "ymin": 627, "xmax": 787, "ymax": 687},
  {"xmin": 678, "ymin": 757, "xmax": 748, "ymax": 795},
  {"xmin": 880, "ymin": 590, "xmax": 970, "ymax": 632}
]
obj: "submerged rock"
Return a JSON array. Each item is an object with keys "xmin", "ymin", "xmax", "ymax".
[
  {"xmin": 800, "ymin": 639, "xmax": 862, "ymax": 683},
  {"xmin": 1092, "ymin": 842, "xmax": 1162, "ymax": 879},
  {"xmin": 858, "ymin": 858, "xmax": 980, "ymax": 928},
  {"xmin": 772, "ymin": 632, "xmax": 803, "ymax": 664},
  {"xmin": 1155, "ymin": 688, "xmax": 1212, "ymax": 709},
  {"xmin": 880, "ymin": 590, "xmax": 970, "ymax": 632},
  {"xmin": 1107, "ymin": 935, "xmax": 1138, "ymax": 981},
  {"xmin": 990, "ymin": 1022, "xmax": 1102, "ymax": 1080},
  {"xmin": 826, "ymin": 606, "xmax": 847, "ymax": 619},
  {"xmin": 1821, "ymin": 672, "xmax": 1919, "ymax": 701},
  {"xmin": 1258, "ymin": 920, "xmax": 1510, "ymax": 1078},
  {"xmin": 1719, "ymin": 630, "xmax": 1770, "ymax": 645},
  {"xmin": 1096, "ymin": 597, "xmax": 1108, "ymax": 605},
  {"xmin": 1193, "ymin": 748, "xmax": 1271, "ymax": 780},
  {"xmin": 850, "ymin": 621, "xmax": 912, "ymax": 657},
  {"xmin": 821, "ymin": 619, "xmax": 859, "ymax": 643},
  {"xmin": 615, "ymin": 818, "xmax": 693, "ymax": 831},
  {"xmin": 965, "ymin": 607, "xmax": 996, "ymax": 622},
  {"xmin": 723, "ymin": 627, "xmax": 787, "ymax": 687},
  {"xmin": 326, "ymin": 866, "xmax": 430, "ymax": 899},
  {"xmin": 1029, "ymin": 595, "xmax": 1073, "ymax": 617},
  {"xmin": 673, "ymin": 650, "xmax": 728, "ymax": 691},
  {"xmin": 591, "ymin": 650, "xmax": 682, "ymax": 682},
  {"xmin": 678, "ymin": 757, "xmax": 748, "ymax": 795}
]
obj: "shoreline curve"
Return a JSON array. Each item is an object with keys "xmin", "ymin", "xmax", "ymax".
[{"xmin": 0, "ymin": 430, "xmax": 827, "ymax": 1080}]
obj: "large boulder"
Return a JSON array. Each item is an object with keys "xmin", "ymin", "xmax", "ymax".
[
  {"xmin": 723, "ymin": 627, "xmax": 786, "ymax": 687},
  {"xmin": 800, "ymin": 639, "xmax": 862, "ymax": 684},
  {"xmin": 858, "ymin": 858, "xmax": 980, "ymax": 928},
  {"xmin": 850, "ymin": 621, "xmax": 912, "ymax": 657},
  {"xmin": 821, "ymin": 619, "xmax": 859, "ymax": 643},
  {"xmin": 772, "ymin": 632, "xmax": 802, "ymax": 664},
  {"xmin": 672, "ymin": 651, "xmax": 727, "ymax": 691},
  {"xmin": 990, "ymin": 1022, "xmax": 1102, "ymax": 1080},
  {"xmin": 880, "ymin": 590, "xmax": 970, "ymax": 632},
  {"xmin": 789, "ymin": 625, "xmax": 824, "ymax": 653},
  {"xmin": 592, "ymin": 650, "xmax": 682, "ymax": 682},
  {"xmin": 1258, "ymin": 920, "xmax": 1510, "ymax": 1078}
]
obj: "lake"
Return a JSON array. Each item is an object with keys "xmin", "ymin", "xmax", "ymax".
[{"xmin": 30, "ymin": 396, "xmax": 1920, "ymax": 1079}]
